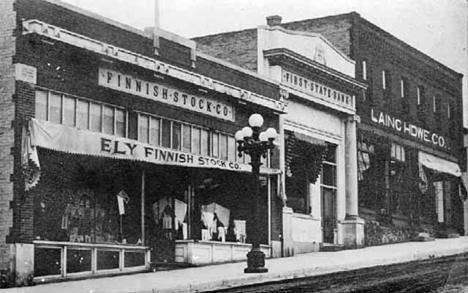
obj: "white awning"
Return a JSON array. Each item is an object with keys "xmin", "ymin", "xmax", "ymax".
[{"xmin": 418, "ymin": 151, "xmax": 462, "ymax": 177}]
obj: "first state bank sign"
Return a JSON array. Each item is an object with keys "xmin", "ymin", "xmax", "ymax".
[{"xmin": 98, "ymin": 68, "xmax": 235, "ymax": 121}]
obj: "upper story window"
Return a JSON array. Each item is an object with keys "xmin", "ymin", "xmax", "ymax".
[
  {"xmin": 432, "ymin": 95, "xmax": 438, "ymax": 113},
  {"xmin": 362, "ymin": 60, "xmax": 367, "ymax": 81},
  {"xmin": 137, "ymin": 112, "xmax": 250, "ymax": 165},
  {"xmin": 447, "ymin": 102, "xmax": 451, "ymax": 119},
  {"xmin": 417, "ymin": 86, "xmax": 424, "ymax": 106},
  {"xmin": 400, "ymin": 77, "xmax": 408, "ymax": 98},
  {"xmin": 35, "ymin": 89, "xmax": 126, "ymax": 137},
  {"xmin": 382, "ymin": 70, "xmax": 391, "ymax": 91}
]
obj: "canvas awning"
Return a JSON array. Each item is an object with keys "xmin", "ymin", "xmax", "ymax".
[
  {"xmin": 418, "ymin": 151, "xmax": 462, "ymax": 177},
  {"xmin": 418, "ymin": 151, "xmax": 467, "ymax": 200}
]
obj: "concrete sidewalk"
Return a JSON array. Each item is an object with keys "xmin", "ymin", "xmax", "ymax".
[{"xmin": 6, "ymin": 237, "xmax": 468, "ymax": 293}]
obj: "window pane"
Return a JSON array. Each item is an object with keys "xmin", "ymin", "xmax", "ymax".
[
  {"xmin": 192, "ymin": 127, "xmax": 201, "ymax": 155},
  {"xmin": 220, "ymin": 134, "xmax": 228, "ymax": 160},
  {"xmin": 115, "ymin": 109, "xmax": 126, "ymax": 137},
  {"xmin": 139, "ymin": 115, "xmax": 149, "ymax": 143},
  {"xmin": 172, "ymin": 122, "xmax": 181, "ymax": 150},
  {"xmin": 63, "ymin": 96, "xmax": 76, "ymax": 127},
  {"xmin": 212, "ymin": 133, "xmax": 219, "ymax": 158},
  {"xmin": 35, "ymin": 90, "xmax": 48, "ymax": 121},
  {"xmin": 50, "ymin": 93, "xmax": 62, "ymax": 124},
  {"xmin": 103, "ymin": 106, "xmax": 115, "ymax": 135},
  {"xmin": 128, "ymin": 112, "xmax": 138, "ymax": 140},
  {"xmin": 161, "ymin": 119, "xmax": 171, "ymax": 148},
  {"xmin": 76, "ymin": 100, "xmax": 89, "ymax": 130},
  {"xmin": 201, "ymin": 129, "xmax": 209, "ymax": 156},
  {"xmin": 228, "ymin": 136, "xmax": 236, "ymax": 162},
  {"xmin": 150, "ymin": 117, "xmax": 160, "ymax": 146},
  {"xmin": 322, "ymin": 164, "xmax": 336, "ymax": 187},
  {"xmin": 182, "ymin": 125, "xmax": 191, "ymax": 152},
  {"xmin": 90, "ymin": 103, "xmax": 102, "ymax": 132}
]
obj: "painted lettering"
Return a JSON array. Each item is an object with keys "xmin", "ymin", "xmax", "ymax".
[{"xmin": 101, "ymin": 138, "xmax": 112, "ymax": 152}]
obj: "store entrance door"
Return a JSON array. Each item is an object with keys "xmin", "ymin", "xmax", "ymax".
[{"xmin": 322, "ymin": 188, "xmax": 335, "ymax": 243}]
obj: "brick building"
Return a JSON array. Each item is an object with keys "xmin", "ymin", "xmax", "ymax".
[
  {"xmin": 194, "ymin": 13, "xmax": 466, "ymax": 249},
  {"xmin": 0, "ymin": 0, "xmax": 287, "ymax": 286}
]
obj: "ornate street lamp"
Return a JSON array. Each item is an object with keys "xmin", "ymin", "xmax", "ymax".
[{"xmin": 235, "ymin": 113, "xmax": 277, "ymax": 273}]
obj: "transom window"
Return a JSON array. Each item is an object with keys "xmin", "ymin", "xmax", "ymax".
[{"xmin": 35, "ymin": 89, "xmax": 126, "ymax": 137}]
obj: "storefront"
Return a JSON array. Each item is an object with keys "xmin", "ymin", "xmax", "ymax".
[
  {"xmin": 17, "ymin": 16, "xmax": 284, "ymax": 282},
  {"xmin": 357, "ymin": 109, "xmax": 467, "ymax": 240},
  {"xmin": 256, "ymin": 24, "xmax": 367, "ymax": 253}
]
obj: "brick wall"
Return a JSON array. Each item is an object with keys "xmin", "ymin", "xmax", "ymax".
[
  {"xmin": 194, "ymin": 29, "xmax": 258, "ymax": 72},
  {"xmin": 0, "ymin": 0, "xmax": 16, "ymax": 269}
]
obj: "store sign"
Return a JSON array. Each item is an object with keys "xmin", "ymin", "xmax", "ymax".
[
  {"xmin": 371, "ymin": 109, "xmax": 447, "ymax": 148},
  {"xmin": 27, "ymin": 119, "xmax": 281, "ymax": 174},
  {"xmin": 282, "ymin": 70, "xmax": 353, "ymax": 109},
  {"xmin": 99, "ymin": 68, "xmax": 235, "ymax": 121}
]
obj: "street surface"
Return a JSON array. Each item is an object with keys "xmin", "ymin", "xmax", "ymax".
[{"xmin": 216, "ymin": 253, "xmax": 468, "ymax": 293}]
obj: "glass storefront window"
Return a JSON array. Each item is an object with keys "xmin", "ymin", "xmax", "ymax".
[{"xmin": 35, "ymin": 90, "xmax": 48, "ymax": 121}]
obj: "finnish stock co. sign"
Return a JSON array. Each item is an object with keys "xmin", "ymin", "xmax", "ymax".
[{"xmin": 99, "ymin": 68, "xmax": 235, "ymax": 121}]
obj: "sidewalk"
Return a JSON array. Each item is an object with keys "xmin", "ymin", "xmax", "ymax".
[{"xmin": 6, "ymin": 237, "xmax": 468, "ymax": 293}]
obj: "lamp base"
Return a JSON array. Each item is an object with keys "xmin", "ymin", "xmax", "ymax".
[{"xmin": 244, "ymin": 249, "xmax": 268, "ymax": 273}]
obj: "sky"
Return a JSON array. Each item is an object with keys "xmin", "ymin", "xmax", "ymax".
[{"xmin": 61, "ymin": 0, "xmax": 468, "ymax": 127}]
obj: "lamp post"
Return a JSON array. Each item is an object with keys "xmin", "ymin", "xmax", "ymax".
[{"xmin": 235, "ymin": 113, "xmax": 277, "ymax": 273}]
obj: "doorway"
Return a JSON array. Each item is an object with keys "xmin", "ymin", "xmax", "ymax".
[{"xmin": 322, "ymin": 188, "xmax": 335, "ymax": 243}]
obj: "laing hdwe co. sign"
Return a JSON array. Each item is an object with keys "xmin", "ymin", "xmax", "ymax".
[
  {"xmin": 371, "ymin": 109, "xmax": 447, "ymax": 148},
  {"xmin": 99, "ymin": 68, "xmax": 235, "ymax": 121}
]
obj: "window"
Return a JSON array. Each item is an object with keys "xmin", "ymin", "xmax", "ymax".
[
  {"xmin": 90, "ymin": 103, "xmax": 102, "ymax": 133},
  {"xmin": 35, "ymin": 89, "xmax": 126, "ymax": 138},
  {"xmin": 417, "ymin": 86, "xmax": 424, "ymax": 105},
  {"xmin": 63, "ymin": 96, "xmax": 76, "ymax": 127},
  {"xmin": 182, "ymin": 124, "xmax": 191, "ymax": 153},
  {"xmin": 219, "ymin": 134, "xmax": 228, "ymax": 161},
  {"xmin": 192, "ymin": 127, "xmax": 201, "ymax": 155},
  {"xmin": 382, "ymin": 70, "xmax": 391, "ymax": 90},
  {"xmin": 382, "ymin": 70, "xmax": 386, "ymax": 90},
  {"xmin": 103, "ymin": 106, "xmax": 115, "ymax": 135},
  {"xmin": 212, "ymin": 133, "xmax": 219, "ymax": 158},
  {"xmin": 150, "ymin": 117, "xmax": 160, "ymax": 146},
  {"xmin": 390, "ymin": 143, "xmax": 405, "ymax": 162},
  {"xmin": 161, "ymin": 119, "xmax": 171, "ymax": 148},
  {"xmin": 201, "ymin": 129, "xmax": 210, "ymax": 156},
  {"xmin": 35, "ymin": 90, "xmax": 48, "ymax": 121},
  {"xmin": 115, "ymin": 109, "xmax": 126, "ymax": 137},
  {"xmin": 139, "ymin": 115, "xmax": 149, "ymax": 143},
  {"xmin": 400, "ymin": 77, "xmax": 408, "ymax": 98},
  {"xmin": 362, "ymin": 60, "xmax": 367, "ymax": 80},
  {"xmin": 172, "ymin": 122, "xmax": 181, "ymax": 150},
  {"xmin": 50, "ymin": 93, "xmax": 62, "ymax": 124},
  {"xmin": 447, "ymin": 103, "xmax": 451, "ymax": 119},
  {"xmin": 76, "ymin": 100, "xmax": 89, "ymax": 130},
  {"xmin": 432, "ymin": 95, "xmax": 437, "ymax": 113}
]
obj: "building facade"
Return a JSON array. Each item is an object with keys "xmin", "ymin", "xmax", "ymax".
[
  {"xmin": 0, "ymin": 0, "xmax": 287, "ymax": 286},
  {"xmin": 196, "ymin": 16, "xmax": 367, "ymax": 255},
  {"xmin": 195, "ymin": 13, "xmax": 466, "ymax": 248}
]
